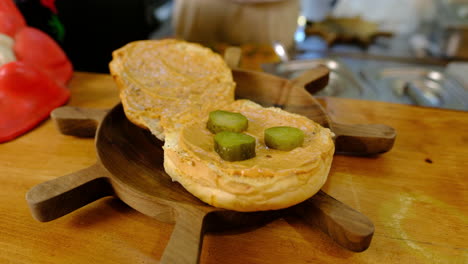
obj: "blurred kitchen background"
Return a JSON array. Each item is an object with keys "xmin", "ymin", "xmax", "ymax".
[{"xmin": 16, "ymin": 0, "xmax": 468, "ymax": 110}]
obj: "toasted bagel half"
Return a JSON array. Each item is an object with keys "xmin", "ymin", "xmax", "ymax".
[
  {"xmin": 163, "ymin": 100, "xmax": 335, "ymax": 212},
  {"xmin": 109, "ymin": 39, "xmax": 235, "ymax": 140}
]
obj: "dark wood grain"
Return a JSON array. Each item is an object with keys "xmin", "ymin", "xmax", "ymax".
[
  {"xmin": 291, "ymin": 191, "xmax": 374, "ymax": 252},
  {"xmin": 50, "ymin": 107, "xmax": 108, "ymax": 137},
  {"xmin": 26, "ymin": 164, "xmax": 113, "ymax": 222},
  {"xmin": 332, "ymin": 123, "xmax": 396, "ymax": 155},
  {"xmin": 291, "ymin": 65, "xmax": 330, "ymax": 95},
  {"xmin": 232, "ymin": 69, "xmax": 332, "ymax": 127}
]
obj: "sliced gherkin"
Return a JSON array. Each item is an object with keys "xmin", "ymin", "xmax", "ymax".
[
  {"xmin": 214, "ymin": 131, "xmax": 256, "ymax": 161},
  {"xmin": 207, "ymin": 110, "xmax": 248, "ymax": 134},
  {"xmin": 264, "ymin": 126, "xmax": 304, "ymax": 151}
]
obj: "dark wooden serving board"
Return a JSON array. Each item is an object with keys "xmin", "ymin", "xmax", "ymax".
[{"xmin": 26, "ymin": 68, "xmax": 395, "ymax": 264}]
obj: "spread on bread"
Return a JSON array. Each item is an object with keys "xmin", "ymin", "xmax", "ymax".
[{"xmin": 110, "ymin": 39, "xmax": 335, "ymax": 212}]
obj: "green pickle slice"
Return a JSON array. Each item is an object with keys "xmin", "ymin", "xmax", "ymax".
[
  {"xmin": 264, "ymin": 126, "xmax": 305, "ymax": 151},
  {"xmin": 207, "ymin": 110, "xmax": 248, "ymax": 134},
  {"xmin": 214, "ymin": 131, "xmax": 256, "ymax": 161}
]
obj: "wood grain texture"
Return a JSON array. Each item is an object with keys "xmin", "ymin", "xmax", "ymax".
[
  {"xmin": 291, "ymin": 191, "xmax": 374, "ymax": 252},
  {"xmin": 50, "ymin": 107, "xmax": 108, "ymax": 137},
  {"xmin": 26, "ymin": 164, "xmax": 113, "ymax": 222},
  {"xmin": 290, "ymin": 65, "xmax": 330, "ymax": 95},
  {"xmin": 1, "ymin": 72, "xmax": 467, "ymax": 264}
]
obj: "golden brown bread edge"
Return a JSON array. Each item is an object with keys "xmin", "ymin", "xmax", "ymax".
[{"xmin": 110, "ymin": 43, "xmax": 156, "ymax": 130}]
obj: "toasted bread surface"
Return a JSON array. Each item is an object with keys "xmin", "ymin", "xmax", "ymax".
[{"xmin": 109, "ymin": 39, "xmax": 235, "ymax": 140}]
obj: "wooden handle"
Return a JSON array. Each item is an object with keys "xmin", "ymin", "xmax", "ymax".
[
  {"xmin": 294, "ymin": 190, "xmax": 374, "ymax": 252},
  {"xmin": 291, "ymin": 66, "xmax": 330, "ymax": 94},
  {"xmin": 332, "ymin": 123, "xmax": 396, "ymax": 155},
  {"xmin": 161, "ymin": 207, "xmax": 208, "ymax": 264},
  {"xmin": 289, "ymin": 72, "xmax": 396, "ymax": 155},
  {"xmin": 51, "ymin": 106, "xmax": 108, "ymax": 137},
  {"xmin": 26, "ymin": 164, "xmax": 113, "ymax": 222}
]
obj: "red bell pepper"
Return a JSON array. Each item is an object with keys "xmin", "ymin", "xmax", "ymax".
[
  {"xmin": 41, "ymin": 0, "xmax": 58, "ymax": 14},
  {"xmin": 0, "ymin": 0, "xmax": 73, "ymax": 142},
  {"xmin": 14, "ymin": 26, "xmax": 73, "ymax": 85},
  {"xmin": 0, "ymin": 0, "xmax": 26, "ymax": 37},
  {"xmin": 0, "ymin": 61, "xmax": 70, "ymax": 142}
]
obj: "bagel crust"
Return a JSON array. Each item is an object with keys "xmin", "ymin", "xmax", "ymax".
[
  {"xmin": 163, "ymin": 100, "xmax": 335, "ymax": 212},
  {"xmin": 109, "ymin": 39, "xmax": 235, "ymax": 140}
]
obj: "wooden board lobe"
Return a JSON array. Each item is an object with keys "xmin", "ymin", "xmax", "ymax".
[
  {"xmin": 96, "ymin": 104, "xmax": 373, "ymax": 254},
  {"xmin": 97, "ymin": 104, "xmax": 211, "ymax": 207},
  {"xmin": 232, "ymin": 69, "xmax": 332, "ymax": 128},
  {"xmin": 26, "ymin": 103, "xmax": 375, "ymax": 263}
]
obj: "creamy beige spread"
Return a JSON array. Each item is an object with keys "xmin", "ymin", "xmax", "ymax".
[{"xmin": 178, "ymin": 100, "xmax": 334, "ymax": 179}]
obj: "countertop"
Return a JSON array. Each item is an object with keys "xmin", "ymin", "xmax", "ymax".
[{"xmin": 1, "ymin": 72, "xmax": 467, "ymax": 264}]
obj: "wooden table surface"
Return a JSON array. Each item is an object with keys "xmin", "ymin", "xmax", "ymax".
[{"xmin": 1, "ymin": 72, "xmax": 467, "ymax": 264}]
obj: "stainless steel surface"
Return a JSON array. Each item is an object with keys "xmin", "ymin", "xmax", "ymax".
[
  {"xmin": 263, "ymin": 58, "xmax": 373, "ymax": 99},
  {"xmin": 362, "ymin": 66, "xmax": 468, "ymax": 110},
  {"xmin": 263, "ymin": 57, "xmax": 468, "ymax": 111}
]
